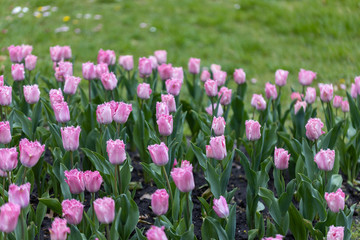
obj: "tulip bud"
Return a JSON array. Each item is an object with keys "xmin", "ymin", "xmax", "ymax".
[
  {"xmin": 314, "ymin": 149, "xmax": 335, "ymax": 171},
  {"xmin": 94, "ymin": 197, "xmax": 115, "ymax": 224},
  {"xmin": 251, "ymin": 94, "xmax": 266, "ymax": 111},
  {"xmin": 213, "ymin": 70, "xmax": 227, "ymax": 86},
  {"xmin": 234, "ymin": 68, "xmax": 246, "ymax": 84},
  {"xmin": 62, "ymin": 46, "xmax": 72, "ymax": 60},
  {"xmin": 25, "ymin": 55, "xmax": 37, "ymax": 71},
  {"xmin": 156, "ymin": 102, "xmax": 169, "ymax": 120},
  {"xmin": 165, "ymin": 79, "xmax": 182, "ymax": 96},
  {"xmin": 151, "ymin": 189, "xmax": 169, "ymax": 215},
  {"xmin": 212, "ymin": 117, "xmax": 225, "ymax": 136},
  {"xmin": 138, "ymin": 57, "xmax": 152, "ymax": 77},
  {"xmin": 205, "ymin": 103, "xmax": 223, "ymax": 117},
  {"xmin": 218, "ymin": 87, "xmax": 232, "ymax": 105},
  {"xmin": 96, "ymin": 103, "xmax": 113, "ymax": 124},
  {"xmin": 19, "ymin": 138, "xmax": 45, "ymax": 168},
  {"xmin": 0, "ymin": 121, "xmax": 11, "ymax": 144},
  {"xmin": 327, "ymin": 226, "xmax": 344, "ymax": 240},
  {"xmin": 170, "ymin": 160, "xmax": 195, "ymax": 192},
  {"xmin": 305, "ymin": 87, "xmax": 316, "ymax": 104},
  {"xmin": 82, "ymin": 62, "xmax": 97, "ymax": 80},
  {"xmin": 64, "ymin": 76, "xmax": 81, "ymax": 95},
  {"xmin": 333, "ymin": 95, "xmax": 342, "ymax": 108},
  {"xmin": 204, "ymin": 79, "xmax": 218, "ymax": 97},
  {"xmin": 23, "ymin": 85, "xmax": 40, "ymax": 104},
  {"xmin": 274, "ymin": 147, "xmax": 290, "ymax": 170},
  {"xmin": 0, "ymin": 148, "xmax": 18, "ymax": 172},
  {"xmin": 113, "ymin": 102, "xmax": 132, "ymax": 124},
  {"xmin": 107, "ymin": 139, "xmax": 127, "ymax": 165},
  {"xmin": 213, "ymin": 196, "xmax": 229, "ymax": 218},
  {"xmin": 11, "ymin": 64, "xmax": 25, "ymax": 81},
  {"xmin": 351, "ymin": 83, "xmax": 358, "ymax": 99},
  {"xmin": 101, "ymin": 72, "xmax": 118, "ymax": 91},
  {"xmin": 154, "ymin": 50, "xmax": 167, "ymax": 64},
  {"xmin": 119, "ymin": 55, "xmax": 134, "ymax": 71},
  {"xmin": 200, "ymin": 70, "xmax": 211, "ymax": 82},
  {"xmin": 305, "ymin": 118, "xmax": 325, "ymax": 141},
  {"xmin": 341, "ymin": 101, "xmax": 349, "ymax": 113},
  {"xmin": 64, "ymin": 169, "xmax": 85, "ymax": 194},
  {"xmin": 84, "ymin": 170, "xmax": 103, "ymax": 193},
  {"xmin": 158, "ymin": 64, "xmax": 172, "ymax": 81},
  {"xmin": 9, "ymin": 183, "xmax": 31, "ymax": 208},
  {"xmin": 61, "ymin": 126, "xmax": 81, "ymax": 151},
  {"xmin": 148, "ymin": 56, "xmax": 158, "ymax": 70},
  {"xmin": 294, "ymin": 101, "xmax": 307, "ymax": 114},
  {"xmin": 55, "ymin": 62, "xmax": 73, "ymax": 82},
  {"xmin": 8, "ymin": 45, "xmax": 23, "ymax": 63},
  {"xmin": 0, "ymin": 75, "xmax": 3, "ymax": 86},
  {"xmin": 209, "ymin": 135, "xmax": 227, "ymax": 160},
  {"xmin": 291, "ymin": 92, "xmax": 303, "ymax": 102},
  {"xmin": 188, "ymin": 58, "xmax": 200, "ymax": 74},
  {"xmin": 137, "ymin": 83, "xmax": 152, "ymax": 99},
  {"xmin": 171, "ymin": 67, "xmax": 184, "ymax": 82},
  {"xmin": 298, "ymin": 69, "xmax": 316, "ymax": 86},
  {"xmin": 96, "ymin": 63, "xmax": 109, "ymax": 79},
  {"xmin": 0, "ymin": 86, "xmax": 12, "ymax": 106},
  {"xmin": 146, "ymin": 226, "xmax": 168, "ymax": 240},
  {"xmin": 0, "ymin": 202, "xmax": 21, "ymax": 233},
  {"xmin": 161, "ymin": 94, "xmax": 176, "ymax": 113},
  {"xmin": 245, "ymin": 120, "xmax": 261, "ymax": 141},
  {"xmin": 97, "ymin": 49, "xmax": 116, "ymax": 65},
  {"xmin": 148, "ymin": 142, "xmax": 169, "ymax": 166},
  {"xmin": 50, "ymin": 46, "xmax": 63, "ymax": 62},
  {"xmin": 265, "ymin": 82, "xmax": 278, "ymax": 100},
  {"xmin": 206, "ymin": 145, "xmax": 214, "ymax": 158},
  {"xmin": 275, "ymin": 69, "xmax": 288, "ymax": 87},
  {"xmin": 49, "ymin": 217, "xmax": 71, "ymax": 240},
  {"xmin": 62, "ymin": 199, "xmax": 84, "ymax": 225},
  {"xmin": 53, "ymin": 102, "xmax": 70, "ymax": 123},
  {"xmin": 319, "ymin": 83, "xmax": 333, "ymax": 102},
  {"xmin": 325, "ymin": 188, "xmax": 345, "ymax": 213},
  {"xmin": 157, "ymin": 114, "xmax": 173, "ymax": 136},
  {"xmin": 211, "ymin": 64, "xmax": 221, "ymax": 73},
  {"xmin": 49, "ymin": 88, "xmax": 64, "ymax": 107}
]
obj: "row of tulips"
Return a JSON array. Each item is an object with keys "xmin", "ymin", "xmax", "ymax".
[{"xmin": 0, "ymin": 44, "xmax": 356, "ymax": 240}]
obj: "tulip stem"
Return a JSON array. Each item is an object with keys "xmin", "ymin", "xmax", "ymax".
[
  {"xmin": 127, "ymin": 71, "xmax": 131, "ymax": 81},
  {"xmin": 22, "ymin": 167, "xmax": 27, "ymax": 184},
  {"xmin": 314, "ymin": 139, "xmax": 318, "ymax": 153},
  {"xmin": 89, "ymin": 80, "xmax": 92, "ymax": 103},
  {"xmin": 324, "ymin": 171, "xmax": 327, "ymax": 193},
  {"xmin": 70, "ymin": 151, "xmax": 74, "ymax": 169},
  {"xmin": 162, "ymin": 166, "xmax": 173, "ymax": 204},
  {"xmin": 114, "ymin": 165, "xmax": 119, "ymax": 197},
  {"xmin": 91, "ymin": 193, "xmax": 96, "ymax": 223},
  {"xmin": 251, "ymin": 141, "xmax": 256, "ymax": 169},
  {"xmin": 7, "ymin": 172, "xmax": 11, "ymax": 185},
  {"xmin": 117, "ymin": 165, "xmax": 122, "ymax": 194},
  {"xmin": 2, "ymin": 177, "xmax": 5, "ymax": 200},
  {"xmin": 112, "ymin": 90, "xmax": 115, "ymax": 101},
  {"xmin": 210, "ymin": 97, "xmax": 215, "ymax": 119},
  {"xmin": 4, "ymin": 233, "xmax": 7, "ymax": 240},
  {"xmin": 185, "ymin": 192, "xmax": 191, "ymax": 229},
  {"xmin": 106, "ymin": 224, "xmax": 110, "ymax": 240}
]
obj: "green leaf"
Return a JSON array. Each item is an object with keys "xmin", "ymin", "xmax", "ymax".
[
  {"xmin": 201, "ymin": 217, "xmax": 228, "ymax": 240},
  {"xmin": 38, "ymin": 198, "xmax": 62, "ymax": 215},
  {"xmin": 288, "ymin": 204, "xmax": 307, "ymax": 240},
  {"xmin": 69, "ymin": 225, "xmax": 83, "ymax": 240},
  {"xmin": 190, "ymin": 142, "xmax": 207, "ymax": 170},
  {"xmin": 301, "ymin": 138, "xmax": 316, "ymax": 180}
]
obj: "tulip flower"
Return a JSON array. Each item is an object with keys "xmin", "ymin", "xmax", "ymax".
[
  {"xmin": 291, "ymin": 92, "xmax": 303, "ymax": 101},
  {"xmin": 49, "ymin": 88, "xmax": 64, "ymax": 107},
  {"xmin": 234, "ymin": 68, "xmax": 246, "ymax": 84},
  {"xmin": 96, "ymin": 63, "xmax": 109, "ymax": 79},
  {"xmin": 11, "ymin": 64, "xmax": 25, "ymax": 81},
  {"xmin": 63, "ymin": 76, "xmax": 81, "ymax": 95},
  {"xmin": 8, "ymin": 45, "xmax": 23, "ymax": 63},
  {"xmin": 119, "ymin": 55, "xmax": 134, "ymax": 71},
  {"xmin": 154, "ymin": 50, "xmax": 167, "ymax": 64},
  {"xmin": 8, "ymin": 182, "xmax": 31, "ymax": 208},
  {"xmin": 138, "ymin": 57, "xmax": 152, "ymax": 77},
  {"xmin": 55, "ymin": 62, "xmax": 73, "ymax": 82},
  {"xmin": 96, "ymin": 103, "xmax": 113, "ymax": 124},
  {"xmin": 0, "ymin": 121, "xmax": 11, "ymax": 144},
  {"xmin": 275, "ymin": 69, "xmax": 288, "ymax": 87},
  {"xmin": 161, "ymin": 94, "xmax": 176, "ymax": 113},
  {"xmin": 53, "ymin": 102, "xmax": 70, "ymax": 123},
  {"xmin": 319, "ymin": 83, "xmax": 333, "ymax": 102},
  {"xmin": 262, "ymin": 234, "xmax": 284, "ymax": 240},
  {"xmin": 314, "ymin": 149, "xmax": 335, "ymax": 171},
  {"xmin": 212, "ymin": 116, "xmax": 225, "ymax": 136},
  {"xmin": 213, "ymin": 196, "xmax": 229, "ymax": 218},
  {"xmin": 25, "ymin": 55, "xmax": 37, "ymax": 71},
  {"xmin": 305, "ymin": 118, "xmax": 325, "ymax": 141},
  {"xmin": 97, "ymin": 49, "xmax": 116, "ymax": 65},
  {"xmin": 341, "ymin": 101, "xmax": 349, "ymax": 113},
  {"xmin": 204, "ymin": 79, "xmax": 218, "ymax": 97},
  {"xmin": 205, "ymin": 103, "xmax": 223, "ymax": 117},
  {"xmin": 23, "ymin": 85, "xmax": 40, "ymax": 104},
  {"xmin": 148, "ymin": 142, "xmax": 169, "ymax": 166},
  {"xmin": 49, "ymin": 218, "xmax": 71, "ymax": 240},
  {"xmin": 84, "ymin": 170, "xmax": 103, "ymax": 193},
  {"xmin": 325, "ymin": 188, "xmax": 345, "ymax": 213},
  {"xmin": 62, "ymin": 199, "xmax": 84, "ymax": 225},
  {"xmin": 101, "ymin": 72, "xmax": 118, "ymax": 91},
  {"xmin": 64, "ymin": 169, "xmax": 85, "ymax": 194},
  {"xmin": 298, "ymin": 69, "xmax": 316, "ymax": 86},
  {"xmin": 61, "ymin": 126, "xmax": 81, "ymax": 151},
  {"xmin": 146, "ymin": 226, "xmax": 168, "ymax": 240},
  {"xmin": 251, "ymin": 94, "xmax": 267, "ymax": 111},
  {"xmin": 218, "ymin": 87, "xmax": 232, "ymax": 105},
  {"xmin": 213, "ymin": 70, "xmax": 227, "ymax": 86},
  {"xmin": 107, "ymin": 139, "xmax": 126, "ymax": 165},
  {"xmin": 19, "ymin": 138, "xmax": 45, "ymax": 168},
  {"xmin": 149, "ymin": 56, "xmax": 158, "ymax": 70},
  {"xmin": 137, "ymin": 83, "xmax": 152, "ymax": 99},
  {"xmin": 165, "ymin": 79, "xmax": 182, "ymax": 96},
  {"xmin": 351, "ymin": 83, "xmax": 357, "ymax": 99},
  {"xmin": 158, "ymin": 64, "xmax": 173, "ymax": 80},
  {"xmin": 0, "ymin": 202, "xmax": 21, "ymax": 233},
  {"xmin": 156, "ymin": 102, "xmax": 169, "ymax": 120},
  {"xmin": 0, "ymin": 148, "xmax": 18, "ymax": 172},
  {"xmin": 171, "ymin": 67, "xmax": 184, "ymax": 82},
  {"xmin": 0, "ymin": 75, "xmax": 3, "ymax": 86},
  {"xmin": 265, "ymin": 82, "xmax": 277, "ymax": 100},
  {"xmin": 327, "ymin": 226, "xmax": 344, "ymax": 240},
  {"xmin": 170, "ymin": 160, "xmax": 195, "ymax": 193},
  {"xmin": 333, "ymin": 95, "xmax": 342, "ymax": 108},
  {"xmin": 188, "ymin": 58, "xmax": 200, "ymax": 74},
  {"xmin": 82, "ymin": 62, "xmax": 97, "ymax": 80},
  {"xmin": 94, "ymin": 197, "xmax": 115, "ymax": 224},
  {"xmin": 157, "ymin": 114, "xmax": 173, "ymax": 136},
  {"xmin": 274, "ymin": 147, "xmax": 290, "ymax": 170},
  {"xmin": 209, "ymin": 135, "xmax": 227, "ymax": 160},
  {"xmin": 211, "ymin": 64, "xmax": 221, "ymax": 73},
  {"xmin": 200, "ymin": 70, "xmax": 211, "ymax": 82},
  {"xmin": 151, "ymin": 189, "xmax": 169, "ymax": 215},
  {"xmin": 305, "ymin": 87, "xmax": 316, "ymax": 104},
  {"xmin": 294, "ymin": 101, "xmax": 307, "ymax": 114},
  {"xmin": 113, "ymin": 102, "xmax": 132, "ymax": 124}
]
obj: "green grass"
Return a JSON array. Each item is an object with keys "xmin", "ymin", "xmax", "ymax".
[{"xmin": 1, "ymin": 0, "xmax": 360, "ymax": 95}]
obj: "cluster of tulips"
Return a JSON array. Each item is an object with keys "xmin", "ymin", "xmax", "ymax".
[{"xmin": 0, "ymin": 43, "xmax": 357, "ymax": 240}]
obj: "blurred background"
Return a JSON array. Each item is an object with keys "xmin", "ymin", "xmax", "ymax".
[{"xmin": 1, "ymin": 0, "xmax": 359, "ymax": 96}]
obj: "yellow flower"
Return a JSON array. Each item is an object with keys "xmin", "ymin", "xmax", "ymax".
[
  {"xmin": 38, "ymin": 6, "xmax": 43, "ymax": 11},
  {"xmin": 63, "ymin": 16, "xmax": 71, "ymax": 22}
]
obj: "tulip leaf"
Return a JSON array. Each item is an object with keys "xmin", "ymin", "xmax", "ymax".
[
  {"xmin": 225, "ymin": 204, "xmax": 236, "ymax": 240},
  {"xmin": 288, "ymin": 203, "xmax": 308, "ymax": 240},
  {"xmin": 301, "ymin": 138, "xmax": 317, "ymax": 180},
  {"xmin": 38, "ymin": 197, "xmax": 62, "ymax": 215},
  {"xmin": 69, "ymin": 225, "xmax": 83, "ymax": 240},
  {"xmin": 346, "ymin": 92, "xmax": 360, "ymax": 129},
  {"xmin": 201, "ymin": 217, "xmax": 228, "ymax": 240},
  {"xmin": 190, "ymin": 142, "xmax": 207, "ymax": 170}
]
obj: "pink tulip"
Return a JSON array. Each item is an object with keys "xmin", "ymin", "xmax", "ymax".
[
  {"xmin": 149, "ymin": 56, "xmax": 158, "ymax": 70},
  {"xmin": 49, "ymin": 89, "xmax": 64, "ymax": 107},
  {"xmin": 157, "ymin": 114, "xmax": 173, "ymax": 136},
  {"xmin": 55, "ymin": 62, "xmax": 73, "ymax": 82},
  {"xmin": 211, "ymin": 64, "xmax": 221, "ymax": 73},
  {"xmin": 355, "ymin": 76, "xmax": 360, "ymax": 95},
  {"xmin": 333, "ymin": 95, "xmax": 342, "ymax": 108},
  {"xmin": 314, "ymin": 149, "xmax": 335, "ymax": 171},
  {"xmin": 96, "ymin": 103, "xmax": 113, "ymax": 124},
  {"xmin": 94, "ymin": 197, "xmax": 115, "ymax": 224},
  {"xmin": 84, "ymin": 170, "xmax": 103, "ymax": 193},
  {"xmin": 61, "ymin": 126, "xmax": 81, "ymax": 151},
  {"xmin": 137, "ymin": 83, "xmax": 152, "ymax": 99},
  {"xmin": 49, "ymin": 217, "xmax": 70, "ymax": 240},
  {"xmin": 275, "ymin": 69, "xmax": 288, "ymax": 87},
  {"xmin": 212, "ymin": 116, "xmax": 226, "ymax": 136},
  {"xmin": 305, "ymin": 118, "xmax": 325, "ymax": 141},
  {"xmin": 188, "ymin": 58, "xmax": 200, "ymax": 74},
  {"xmin": 151, "ymin": 189, "xmax": 169, "ymax": 215},
  {"xmin": 291, "ymin": 92, "xmax": 303, "ymax": 101},
  {"xmin": 154, "ymin": 50, "xmax": 167, "ymax": 64},
  {"xmin": 205, "ymin": 103, "xmax": 223, "ymax": 117},
  {"xmin": 62, "ymin": 199, "xmax": 84, "ymax": 225},
  {"xmin": 8, "ymin": 45, "xmax": 23, "ymax": 63},
  {"xmin": 156, "ymin": 102, "xmax": 169, "ymax": 120},
  {"xmin": 294, "ymin": 101, "xmax": 307, "ymax": 114},
  {"xmin": 9, "ymin": 183, "xmax": 31, "ymax": 208},
  {"xmin": 213, "ymin": 196, "xmax": 229, "ymax": 218},
  {"xmin": 50, "ymin": 46, "xmax": 63, "ymax": 62},
  {"xmin": 298, "ymin": 69, "xmax": 316, "ymax": 86},
  {"xmin": 209, "ymin": 135, "xmax": 227, "ymax": 160},
  {"xmin": 25, "ymin": 55, "xmax": 37, "ymax": 71},
  {"xmin": 64, "ymin": 169, "xmax": 85, "ymax": 194},
  {"xmin": 0, "ymin": 121, "xmax": 11, "ymax": 144},
  {"xmin": 64, "ymin": 76, "xmax": 81, "ymax": 95},
  {"xmin": 53, "ymin": 102, "xmax": 70, "ymax": 123},
  {"xmin": 0, "ymin": 86, "xmax": 12, "ymax": 106},
  {"xmin": 138, "ymin": 57, "xmax": 152, "ymax": 77},
  {"xmin": 0, "ymin": 75, "xmax": 3, "ymax": 86},
  {"xmin": 165, "ymin": 79, "xmax": 182, "ymax": 96},
  {"xmin": 148, "ymin": 142, "xmax": 169, "ymax": 166},
  {"xmin": 327, "ymin": 226, "xmax": 344, "ymax": 240},
  {"xmin": 204, "ymin": 79, "xmax": 218, "ymax": 97},
  {"xmin": 200, "ymin": 70, "xmax": 211, "ymax": 82},
  {"xmin": 101, "ymin": 72, "xmax": 118, "ymax": 91},
  {"xmin": 251, "ymin": 94, "xmax": 267, "ymax": 111},
  {"xmin": 161, "ymin": 94, "xmax": 176, "ymax": 113},
  {"xmin": 158, "ymin": 64, "xmax": 173, "ymax": 80},
  {"xmin": 146, "ymin": 226, "xmax": 168, "ymax": 240},
  {"xmin": 206, "ymin": 145, "xmax": 214, "ymax": 158},
  {"xmin": 341, "ymin": 101, "xmax": 349, "ymax": 113},
  {"xmin": 107, "ymin": 139, "xmax": 127, "ymax": 165},
  {"xmin": 274, "ymin": 147, "xmax": 290, "ymax": 170},
  {"xmin": 262, "ymin": 234, "xmax": 284, "ymax": 240},
  {"xmin": 305, "ymin": 87, "xmax": 316, "ymax": 104},
  {"xmin": 97, "ymin": 49, "xmax": 116, "ymax": 65},
  {"xmin": 19, "ymin": 138, "xmax": 45, "ymax": 168},
  {"xmin": 96, "ymin": 63, "xmax": 109, "ymax": 79},
  {"xmin": 245, "ymin": 120, "xmax": 261, "ymax": 141},
  {"xmin": 0, "ymin": 148, "xmax": 18, "ymax": 172},
  {"xmin": 11, "ymin": 64, "xmax": 25, "ymax": 81},
  {"xmin": 119, "ymin": 55, "xmax": 134, "ymax": 71},
  {"xmin": 325, "ymin": 188, "xmax": 345, "ymax": 213},
  {"xmin": 0, "ymin": 202, "xmax": 21, "ymax": 233},
  {"xmin": 234, "ymin": 68, "xmax": 246, "ymax": 84},
  {"xmin": 23, "ymin": 85, "xmax": 40, "ymax": 104},
  {"xmin": 171, "ymin": 67, "xmax": 184, "ymax": 82},
  {"xmin": 218, "ymin": 87, "xmax": 232, "ymax": 105},
  {"xmin": 62, "ymin": 46, "xmax": 72, "ymax": 60},
  {"xmin": 82, "ymin": 62, "xmax": 97, "ymax": 80},
  {"xmin": 265, "ymin": 82, "xmax": 278, "ymax": 99},
  {"xmin": 113, "ymin": 102, "xmax": 132, "ymax": 124},
  {"xmin": 319, "ymin": 83, "xmax": 333, "ymax": 102},
  {"xmin": 351, "ymin": 83, "xmax": 358, "ymax": 98},
  {"xmin": 213, "ymin": 70, "xmax": 227, "ymax": 86},
  {"xmin": 170, "ymin": 160, "xmax": 195, "ymax": 192},
  {"xmin": 0, "ymin": 170, "xmax": 7, "ymax": 177}
]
